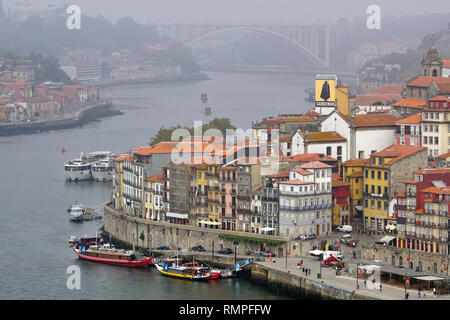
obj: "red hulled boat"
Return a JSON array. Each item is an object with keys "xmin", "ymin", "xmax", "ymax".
[{"xmin": 72, "ymin": 244, "xmax": 152, "ymax": 268}]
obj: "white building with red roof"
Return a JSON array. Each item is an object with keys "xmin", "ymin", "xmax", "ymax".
[
  {"xmin": 320, "ymin": 110, "xmax": 398, "ymax": 159},
  {"xmin": 278, "ymin": 161, "xmax": 333, "ymax": 237}
]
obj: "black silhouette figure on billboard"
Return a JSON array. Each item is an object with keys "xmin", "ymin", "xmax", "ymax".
[{"xmin": 320, "ymin": 80, "xmax": 330, "ymax": 101}]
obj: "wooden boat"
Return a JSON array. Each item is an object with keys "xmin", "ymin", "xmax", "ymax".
[
  {"xmin": 72, "ymin": 244, "xmax": 152, "ymax": 268},
  {"xmin": 154, "ymin": 259, "xmax": 221, "ymax": 280}
]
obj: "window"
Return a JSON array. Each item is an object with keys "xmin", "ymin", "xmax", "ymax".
[
  {"xmin": 435, "ymin": 137, "xmax": 439, "ymax": 145},
  {"xmin": 337, "ymin": 146, "xmax": 342, "ymax": 155},
  {"xmin": 435, "ymin": 125, "xmax": 439, "ymax": 133},
  {"xmin": 384, "ymin": 172, "xmax": 388, "ymax": 180},
  {"xmin": 326, "ymin": 146, "xmax": 331, "ymax": 156},
  {"xmin": 377, "ymin": 171, "xmax": 381, "ymax": 180},
  {"xmin": 365, "ymin": 170, "xmax": 368, "ymax": 178}
]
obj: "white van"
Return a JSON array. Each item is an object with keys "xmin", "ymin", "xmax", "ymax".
[{"xmin": 337, "ymin": 225, "xmax": 352, "ymax": 232}]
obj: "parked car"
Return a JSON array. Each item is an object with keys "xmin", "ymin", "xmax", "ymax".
[
  {"xmin": 298, "ymin": 234, "xmax": 316, "ymax": 240},
  {"xmin": 156, "ymin": 245, "xmax": 170, "ymax": 250},
  {"xmin": 337, "ymin": 225, "xmax": 352, "ymax": 233},
  {"xmin": 245, "ymin": 250, "xmax": 253, "ymax": 255},
  {"xmin": 190, "ymin": 245, "xmax": 205, "ymax": 252},
  {"xmin": 255, "ymin": 251, "xmax": 265, "ymax": 256},
  {"xmin": 218, "ymin": 248, "xmax": 233, "ymax": 254}
]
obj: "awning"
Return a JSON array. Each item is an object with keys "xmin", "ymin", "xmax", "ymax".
[
  {"xmin": 199, "ymin": 220, "xmax": 221, "ymax": 225},
  {"xmin": 386, "ymin": 225, "xmax": 397, "ymax": 230},
  {"xmin": 379, "ymin": 235, "xmax": 396, "ymax": 243},
  {"xmin": 260, "ymin": 227, "xmax": 276, "ymax": 232},
  {"xmin": 355, "ymin": 205, "xmax": 364, "ymax": 211},
  {"xmin": 166, "ymin": 212, "xmax": 188, "ymax": 219},
  {"xmin": 413, "ymin": 276, "xmax": 445, "ymax": 281}
]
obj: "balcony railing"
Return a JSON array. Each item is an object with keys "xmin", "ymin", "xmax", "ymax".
[{"xmin": 279, "ymin": 204, "xmax": 333, "ymax": 211}]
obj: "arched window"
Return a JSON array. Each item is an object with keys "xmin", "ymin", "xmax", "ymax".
[
  {"xmin": 392, "ymin": 255, "xmax": 396, "ymax": 266},
  {"xmin": 432, "ymin": 69, "xmax": 437, "ymax": 77},
  {"xmin": 399, "ymin": 256, "xmax": 403, "ymax": 267},
  {"xmin": 434, "ymin": 263, "xmax": 438, "ymax": 274}
]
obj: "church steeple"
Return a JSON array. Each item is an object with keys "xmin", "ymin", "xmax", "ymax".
[{"xmin": 422, "ymin": 40, "xmax": 443, "ymax": 77}]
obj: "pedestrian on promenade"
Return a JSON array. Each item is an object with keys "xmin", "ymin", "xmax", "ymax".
[
  {"xmin": 405, "ymin": 292, "xmax": 409, "ymax": 300},
  {"xmin": 379, "ymin": 283, "xmax": 382, "ymax": 292},
  {"xmin": 418, "ymin": 289, "xmax": 421, "ymax": 298},
  {"xmin": 309, "ymin": 268, "xmax": 311, "ymax": 275},
  {"xmin": 364, "ymin": 279, "xmax": 367, "ymax": 287},
  {"xmin": 353, "ymin": 251, "xmax": 356, "ymax": 259},
  {"xmin": 433, "ymin": 287, "xmax": 436, "ymax": 296}
]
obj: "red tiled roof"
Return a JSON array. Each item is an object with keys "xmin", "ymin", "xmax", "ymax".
[
  {"xmin": 371, "ymin": 145, "xmax": 426, "ymax": 164},
  {"xmin": 396, "ymin": 113, "xmax": 421, "ymax": 124},
  {"xmin": 133, "ymin": 142, "xmax": 179, "ymax": 155},
  {"xmin": 434, "ymin": 83, "xmax": 450, "ymax": 93},
  {"xmin": 291, "ymin": 167, "xmax": 314, "ymax": 175},
  {"xmin": 406, "ymin": 76, "xmax": 450, "ymax": 88},
  {"xmin": 421, "ymin": 186, "xmax": 450, "ymax": 195},
  {"xmin": 344, "ymin": 158, "xmax": 370, "ymax": 166},
  {"xmin": 266, "ymin": 171, "xmax": 289, "ymax": 178},
  {"xmin": 145, "ymin": 173, "xmax": 164, "ymax": 182},
  {"xmin": 290, "ymin": 153, "xmax": 337, "ymax": 162},
  {"xmin": 304, "ymin": 131, "xmax": 346, "ymax": 143},
  {"xmin": 372, "ymin": 84, "xmax": 402, "ymax": 95},
  {"xmin": 114, "ymin": 154, "xmax": 133, "ymax": 162},
  {"xmin": 354, "ymin": 113, "xmax": 399, "ymax": 127},
  {"xmin": 392, "ymin": 99, "xmax": 426, "ymax": 109},
  {"xmin": 299, "ymin": 161, "xmax": 333, "ymax": 169},
  {"xmin": 442, "ymin": 59, "xmax": 450, "ymax": 69},
  {"xmin": 437, "ymin": 152, "xmax": 450, "ymax": 159}
]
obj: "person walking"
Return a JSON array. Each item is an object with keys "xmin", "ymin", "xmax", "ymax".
[
  {"xmin": 433, "ymin": 287, "xmax": 436, "ymax": 296},
  {"xmin": 364, "ymin": 279, "xmax": 367, "ymax": 287},
  {"xmin": 379, "ymin": 283, "xmax": 382, "ymax": 292},
  {"xmin": 405, "ymin": 292, "xmax": 409, "ymax": 300},
  {"xmin": 418, "ymin": 289, "xmax": 421, "ymax": 298}
]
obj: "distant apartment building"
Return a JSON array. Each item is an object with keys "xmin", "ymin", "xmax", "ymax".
[
  {"xmin": 395, "ymin": 168, "xmax": 450, "ymax": 260},
  {"xmin": 219, "ymin": 166, "xmax": 238, "ymax": 231},
  {"xmin": 279, "ymin": 161, "xmax": 333, "ymax": 238},
  {"xmin": 421, "ymin": 96, "xmax": 450, "ymax": 156},
  {"xmin": 62, "ymin": 65, "xmax": 102, "ymax": 82},
  {"xmin": 395, "ymin": 114, "xmax": 422, "ymax": 147},
  {"xmin": 261, "ymin": 171, "xmax": 289, "ymax": 235},
  {"xmin": 363, "ymin": 145, "xmax": 428, "ymax": 231},
  {"xmin": 331, "ymin": 175, "xmax": 350, "ymax": 226}
]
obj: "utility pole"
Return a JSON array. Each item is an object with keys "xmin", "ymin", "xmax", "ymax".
[{"xmin": 212, "ymin": 240, "xmax": 214, "ymax": 261}]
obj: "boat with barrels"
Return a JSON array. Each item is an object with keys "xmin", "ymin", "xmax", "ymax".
[
  {"xmin": 154, "ymin": 257, "xmax": 221, "ymax": 280},
  {"xmin": 71, "ymin": 242, "xmax": 152, "ymax": 268}
]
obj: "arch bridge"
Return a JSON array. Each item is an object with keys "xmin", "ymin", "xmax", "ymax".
[{"xmin": 158, "ymin": 24, "xmax": 335, "ymax": 68}]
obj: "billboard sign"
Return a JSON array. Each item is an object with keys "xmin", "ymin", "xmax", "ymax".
[{"xmin": 315, "ymin": 75, "xmax": 337, "ymax": 107}]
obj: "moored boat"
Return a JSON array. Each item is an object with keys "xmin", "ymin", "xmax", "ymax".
[
  {"xmin": 67, "ymin": 203, "xmax": 85, "ymax": 221},
  {"xmin": 72, "ymin": 243, "xmax": 152, "ymax": 268},
  {"xmin": 64, "ymin": 153, "xmax": 91, "ymax": 181},
  {"xmin": 154, "ymin": 259, "xmax": 221, "ymax": 280}
]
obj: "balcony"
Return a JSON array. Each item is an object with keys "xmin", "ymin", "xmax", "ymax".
[{"xmin": 237, "ymin": 195, "xmax": 250, "ymax": 201}]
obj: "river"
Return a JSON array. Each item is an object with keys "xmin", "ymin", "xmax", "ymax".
[{"xmin": 0, "ymin": 72, "xmax": 318, "ymax": 299}]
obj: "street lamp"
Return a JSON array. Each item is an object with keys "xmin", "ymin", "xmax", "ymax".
[{"xmin": 356, "ymin": 262, "xmax": 360, "ymax": 289}]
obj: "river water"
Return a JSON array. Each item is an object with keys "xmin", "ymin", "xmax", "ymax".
[{"xmin": 0, "ymin": 72, "xmax": 317, "ymax": 299}]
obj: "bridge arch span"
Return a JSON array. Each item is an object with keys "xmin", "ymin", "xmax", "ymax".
[{"xmin": 185, "ymin": 26, "xmax": 327, "ymax": 67}]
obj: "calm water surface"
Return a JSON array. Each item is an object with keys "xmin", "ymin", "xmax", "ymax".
[{"xmin": 0, "ymin": 72, "xmax": 314, "ymax": 299}]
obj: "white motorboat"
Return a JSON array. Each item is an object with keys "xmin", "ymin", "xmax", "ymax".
[{"xmin": 68, "ymin": 203, "xmax": 85, "ymax": 222}]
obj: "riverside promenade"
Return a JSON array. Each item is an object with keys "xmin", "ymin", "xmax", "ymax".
[{"xmin": 255, "ymin": 255, "xmax": 450, "ymax": 300}]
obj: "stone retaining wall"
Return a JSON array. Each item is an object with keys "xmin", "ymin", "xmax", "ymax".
[{"xmin": 104, "ymin": 204, "xmax": 288, "ymax": 255}]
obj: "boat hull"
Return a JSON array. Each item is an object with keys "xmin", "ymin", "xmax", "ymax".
[
  {"xmin": 64, "ymin": 169, "xmax": 92, "ymax": 181},
  {"xmin": 72, "ymin": 248, "xmax": 152, "ymax": 267},
  {"xmin": 91, "ymin": 170, "xmax": 112, "ymax": 182}
]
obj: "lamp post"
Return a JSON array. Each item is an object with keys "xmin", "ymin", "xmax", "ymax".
[
  {"xmin": 356, "ymin": 262, "xmax": 359, "ymax": 289},
  {"xmin": 285, "ymin": 245, "xmax": 288, "ymax": 269}
]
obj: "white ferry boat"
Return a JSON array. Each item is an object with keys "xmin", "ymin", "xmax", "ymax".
[
  {"xmin": 67, "ymin": 203, "xmax": 85, "ymax": 222},
  {"xmin": 91, "ymin": 156, "xmax": 114, "ymax": 182},
  {"xmin": 64, "ymin": 151, "xmax": 115, "ymax": 182},
  {"xmin": 64, "ymin": 153, "xmax": 92, "ymax": 181}
]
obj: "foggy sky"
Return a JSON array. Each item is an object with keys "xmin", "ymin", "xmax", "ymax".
[{"xmin": 3, "ymin": 0, "xmax": 450, "ymax": 24}]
